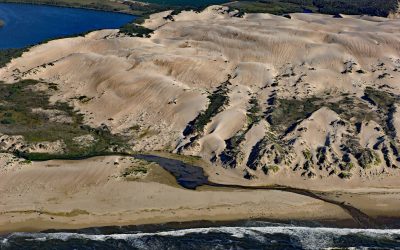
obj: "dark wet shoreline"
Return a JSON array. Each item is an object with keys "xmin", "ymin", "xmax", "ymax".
[{"xmin": 35, "ymin": 219, "xmax": 367, "ymax": 236}]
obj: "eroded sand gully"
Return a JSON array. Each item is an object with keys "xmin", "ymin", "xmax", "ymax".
[{"xmin": 1, "ymin": 6, "xmax": 400, "ymax": 232}]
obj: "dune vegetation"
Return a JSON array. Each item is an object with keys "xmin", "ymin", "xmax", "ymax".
[
  {"xmin": 0, "ymin": 79, "xmax": 128, "ymax": 160},
  {"xmin": 0, "ymin": 0, "xmax": 398, "ymax": 17},
  {"xmin": 0, "ymin": 48, "xmax": 26, "ymax": 68},
  {"xmin": 227, "ymin": 0, "xmax": 399, "ymax": 16}
]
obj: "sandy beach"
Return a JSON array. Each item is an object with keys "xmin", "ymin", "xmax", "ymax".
[{"xmin": 0, "ymin": 153, "xmax": 399, "ymax": 233}]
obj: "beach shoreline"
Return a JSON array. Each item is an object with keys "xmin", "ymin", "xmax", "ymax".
[
  {"xmin": 0, "ymin": 154, "xmax": 399, "ymax": 234},
  {"xmin": 0, "ymin": 218, "xmax": 386, "ymax": 236},
  {"xmin": 1, "ymin": 197, "xmax": 400, "ymax": 235}
]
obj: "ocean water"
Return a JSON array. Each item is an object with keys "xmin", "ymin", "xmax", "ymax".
[
  {"xmin": 0, "ymin": 3, "xmax": 135, "ymax": 49},
  {"xmin": 1, "ymin": 222, "xmax": 400, "ymax": 249}
]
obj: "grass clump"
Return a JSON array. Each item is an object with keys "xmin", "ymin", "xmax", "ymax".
[
  {"xmin": 340, "ymin": 161, "xmax": 355, "ymax": 172},
  {"xmin": 302, "ymin": 149, "xmax": 312, "ymax": 161},
  {"xmin": 338, "ymin": 171, "xmax": 352, "ymax": 179},
  {"xmin": 262, "ymin": 165, "xmax": 279, "ymax": 175},
  {"xmin": 121, "ymin": 165, "xmax": 148, "ymax": 178}
]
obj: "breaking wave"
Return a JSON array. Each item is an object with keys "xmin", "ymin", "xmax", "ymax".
[{"xmin": 2, "ymin": 223, "xmax": 400, "ymax": 249}]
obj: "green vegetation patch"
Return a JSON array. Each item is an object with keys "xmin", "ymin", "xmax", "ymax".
[
  {"xmin": 261, "ymin": 164, "xmax": 279, "ymax": 175},
  {"xmin": 183, "ymin": 81, "xmax": 230, "ymax": 136},
  {"xmin": 338, "ymin": 171, "xmax": 352, "ymax": 179},
  {"xmin": 342, "ymin": 136, "xmax": 381, "ymax": 169},
  {"xmin": 229, "ymin": 0, "xmax": 316, "ymax": 15},
  {"xmin": 328, "ymin": 96, "xmax": 377, "ymax": 123},
  {"xmin": 356, "ymin": 149, "xmax": 381, "ymax": 169},
  {"xmin": 302, "ymin": 149, "xmax": 312, "ymax": 161},
  {"xmin": 0, "ymin": 79, "xmax": 128, "ymax": 160},
  {"xmin": 363, "ymin": 87, "xmax": 399, "ymax": 139},
  {"xmin": 246, "ymin": 132, "xmax": 286, "ymax": 170},
  {"xmin": 121, "ymin": 165, "xmax": 149, "ymax": 178},
  {"xmin": 340, "ymin": 161, "xmax": 355, "ymax": 172},
  {"xmin": 364, "ymin": 87, "xmax": 397, "ymax": 111},
  {"xmin": 313, "ymin": 0, "xmax": 398, "ymax": 17},
  {"xmin": 267, "ymin": 94, "xmax": 380, "ymax": 135},
  {"xmin": 266, "ymin": 92, "xmax": 392, "ymax": 171},
  {"xmin": 229, "ymin": 0, "xmax": 397, "ymax": 17},
  {"xmin": 267, "ymin": 96, "xmax": 320, "ymax": 134},
  {"xmin": 119, "ymin": 23, "xmax": 154, "ymax": 37},
  {"xmin": 0, "ymin": 48, "xmax": 27, "ymax": 68},
  {"xmin": 247, "ymin": 96, "xmax": 262, "ymax": 125}
]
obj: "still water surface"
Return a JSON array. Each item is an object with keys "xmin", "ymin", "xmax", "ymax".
[{"xmin": 0, "ymin": 3, "xmax": 135, "ymax": 49}]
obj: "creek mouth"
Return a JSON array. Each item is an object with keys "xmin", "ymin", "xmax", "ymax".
[
  {"xmin": 135, "ymin": 154, "xmax": 209, "ymax": 189},
  {"xmin": 135, "ymin": 154, "xmax": 378, "ymax": 229}
]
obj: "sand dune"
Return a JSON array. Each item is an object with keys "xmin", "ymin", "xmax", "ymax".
[{"xmin": 1, "ymin": 6, "xmax": 400, "ymax": 184}]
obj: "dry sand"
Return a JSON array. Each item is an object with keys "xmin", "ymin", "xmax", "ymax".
[
  {"xmin": 0, "ymin": 154, "xmax": 355, "ymax": 233},
  {"xmin": 1, "ymin": 6, "xmax": 400, "ymax": 232},
  {"xmin": 0, "ymin": 153, "xmax": 399, "ymax": 233}
]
